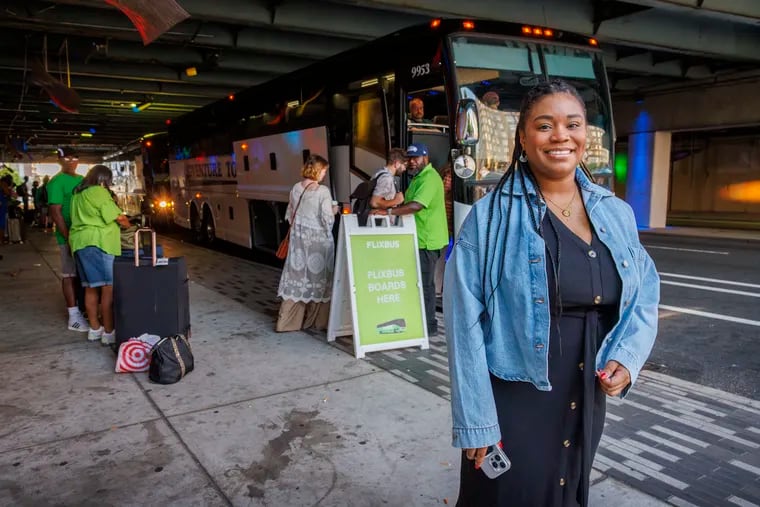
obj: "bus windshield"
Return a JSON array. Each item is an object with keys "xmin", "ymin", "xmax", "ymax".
[{"xmin": 450, "ymin": 35, "xmax": 614, "ymax": 197}]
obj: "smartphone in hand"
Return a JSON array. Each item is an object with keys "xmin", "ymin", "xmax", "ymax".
[{"xmin": 480, "ymin": 442, "xmax": 511, "ymax": 479}]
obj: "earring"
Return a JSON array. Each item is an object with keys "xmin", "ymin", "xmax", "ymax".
[{"xmin": 518, "ymin": 150, "xmax": 527, "ymax": 163}]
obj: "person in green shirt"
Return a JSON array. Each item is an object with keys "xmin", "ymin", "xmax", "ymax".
[
  {"xmin": 47, "ymin": 147, "xmax": 89, "ymax": 332},
  {"xmin": 70, "ymin": 165, "xmax": 130, "ymax": 345},
  {"xmin": 370, "ymin": 143, "xmax": 449, "ymax": 336}
]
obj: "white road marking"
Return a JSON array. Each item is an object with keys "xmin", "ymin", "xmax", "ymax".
[
  {"xmin": 644, "ymin": 244, "xmax": 729, "ymax": 255},
  {"xmin": 659, "ymin": 304, "xmax": 760, "ymax": 327},
  {"xmin": 660, "ymin": 280, "xmax": 760, "ymax": 298},
  {"xmin": 659, "ymin": 272, "xmax": 760, "ymax": 289},
  {"xmin": 730, "ymin": 459, "xmax": 760, "ymax": 477},
  {"xmin": 727, "ymin": 496, "xmax": 758, "ymax": 507}
]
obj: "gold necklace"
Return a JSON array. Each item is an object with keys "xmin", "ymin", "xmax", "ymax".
[{"xmin": 543, "ymin": 189, "xmax": 577, "ymax": 218}]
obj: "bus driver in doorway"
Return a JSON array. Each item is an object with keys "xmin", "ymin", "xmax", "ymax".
[
  {"xmin": 408, "ymin": 97, "xmax": 433, "ymax": 125},
  {"xmin": 444, "ymin": 79, "xmax": 659, "ymax": 506}
]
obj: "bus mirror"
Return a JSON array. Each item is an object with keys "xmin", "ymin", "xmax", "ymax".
[{"xmin": 455, "ymin": 99, "xmax": 479, "ymax": 146}]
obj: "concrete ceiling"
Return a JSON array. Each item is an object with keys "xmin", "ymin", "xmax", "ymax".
[{"xmin": 1, "ymin": 0, "xmax": 759, "ymax": 158}]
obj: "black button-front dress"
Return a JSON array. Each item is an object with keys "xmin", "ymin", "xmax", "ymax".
[{"xmin": 457, "ymin": 209, "xmax": 622, "ymax": 507}]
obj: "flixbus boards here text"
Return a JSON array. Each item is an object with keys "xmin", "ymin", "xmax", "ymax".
[{"xmin": 365, "ymin": 239, "xmax": 405, "ymax": 304}]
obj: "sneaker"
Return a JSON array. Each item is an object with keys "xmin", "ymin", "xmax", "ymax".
[
  {"xmin": 101, "ymin": 331, "xmax": 115, "ymax": 346},
  {"xmin": 68, "ymin": 314, "xmax": 90, "ymax": 332},
  {"xmin": 88, "ymin": 327, "xmax": 104, "ymax": 342}
]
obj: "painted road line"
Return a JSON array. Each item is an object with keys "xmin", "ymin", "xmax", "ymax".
[
  {"xmin": 659, "ymin": 304, "xmax": 760, "ymax": 327},
  {"xmin": 644, "ymin": 245, "xmax": 729, "ymax": 255},
  {"xmin": 659, "ymin": 272, "xmax": 760, "ymax": 289},
  {"xmin": 660, "ymin": 280, "xmax": 760, "ymax": 298}
]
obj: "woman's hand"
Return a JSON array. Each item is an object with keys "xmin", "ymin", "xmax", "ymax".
[
  {"xmin": 465, "ymin": 447, "xmax": 490, "ymax": 469},
  {"xmin": 597, "ymin": 360, "xmax": 631, "ymax": 397}
]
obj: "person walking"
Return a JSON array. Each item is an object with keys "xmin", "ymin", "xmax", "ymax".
[
  {"xmin": 17, "ymin": 176, "xmax": 29, "ymax": 218},
  {"xmin": 276, "ymin": 155, "xmax": 338, "ymax": 332},
  {"xmin": 0, "ymin": 175, "xmax": 12, "ymax": 247},
  {"xmin": 47, "ymin": 147, "xmax": 89, "ymax": 332},
  {"xmin": 444, "ymin": 80, "xmax": 660, "ymax": 506},
  {"xmin": 37, "ymin": 175, "xmax": 51, "ymax": 229}
]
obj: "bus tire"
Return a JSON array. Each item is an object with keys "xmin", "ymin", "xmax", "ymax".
[
  {"xmin": 202, "ymin": 206, "xmax": 216, "ymax": 244},
  {"xmin": 191, "ymin": 205, "xmax": 203, "ymax": 243}
]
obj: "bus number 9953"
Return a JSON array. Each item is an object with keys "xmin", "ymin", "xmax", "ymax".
[{"xmin": 411, "ymin": 63, "xmax": 430, "ymax": 78}]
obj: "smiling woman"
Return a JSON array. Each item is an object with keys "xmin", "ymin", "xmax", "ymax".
[
  {"xmin": 451, "ymin": 36, "xmax": 615, "ymax": 213},
  {"xmin": 444, "ymin": 80, "xmax": 660, "ymax": 507}
]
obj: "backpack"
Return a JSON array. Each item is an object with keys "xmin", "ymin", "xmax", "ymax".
[{"xmin": 349, "ymin": 174, "xmax": 380, "ymax": 226}]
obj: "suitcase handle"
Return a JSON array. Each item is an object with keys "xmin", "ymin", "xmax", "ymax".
[{"xmin": 134, "ymin": 227, "xmax": 157, "ymax": 267}]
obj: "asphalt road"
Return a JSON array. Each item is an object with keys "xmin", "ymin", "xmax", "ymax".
[{"xmin": 639, "ymin": 233, "xmax": 760, "ymax": 400}]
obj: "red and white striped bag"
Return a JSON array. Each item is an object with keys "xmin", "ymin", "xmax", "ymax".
[{"xmin": 115, "ymin": 334, "xmax": 160, "ymax": 373}]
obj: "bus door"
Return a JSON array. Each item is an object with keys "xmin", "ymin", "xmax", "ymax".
[
  {"xmin": 400, "ymin": 43, "xmax": 450, "ymax": 188},
  {"xmin": 329, "ymin": 77, "xmax": 392, "ymax": 205},
  {"xmin": 406, "ymin": 88, "xmax": 450, "ymax": 172}
]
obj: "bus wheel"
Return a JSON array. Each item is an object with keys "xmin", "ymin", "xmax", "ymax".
[
  {"xmin": 202, "ymin": 212, "xmax": 216, "ymax": 244},
  {"xmin": 191, "ymin": 207, "xmax": 203, "ymax": 243}
]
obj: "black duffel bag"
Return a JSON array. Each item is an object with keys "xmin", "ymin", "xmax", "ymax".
[{"xmin": 149, "ymin": 334, "xmax": 194, "ymax": 384}]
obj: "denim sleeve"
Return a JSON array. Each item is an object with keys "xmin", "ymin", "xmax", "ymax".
[
  {"xmin": 444, "ymin": 229, "xmax": 502, "ymax": 449},
  {"xmin": 609, "ymin": 213, "xmax": 660, "ymax": 398}
]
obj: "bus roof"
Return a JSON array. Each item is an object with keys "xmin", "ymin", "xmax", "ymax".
[{"xmin": 170, "ymin": 18, "xmax": 599, "ymax": 141}]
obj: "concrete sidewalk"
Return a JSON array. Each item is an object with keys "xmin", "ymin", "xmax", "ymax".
[{"xmin": 0, "ymin": 232, "xmax": 695, "ymax": 506}]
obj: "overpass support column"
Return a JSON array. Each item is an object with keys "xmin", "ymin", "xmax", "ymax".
[{"xmin": 626, "ymin": 130, "xmax": 672, "ymax": 229}]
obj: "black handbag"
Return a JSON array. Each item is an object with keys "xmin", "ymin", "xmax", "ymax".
[{"xmin": 149, "ymin": 334, "xmax": 194, "ymax": 384}]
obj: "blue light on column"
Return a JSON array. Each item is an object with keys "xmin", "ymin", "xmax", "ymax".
[{"xmin": 626, "ymin": 110, "xmax": 654, "ymax": 228}]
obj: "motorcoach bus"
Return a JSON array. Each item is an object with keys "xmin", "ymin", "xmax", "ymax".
[{"xmin": 168, "ymin": 18, "xmax": 614, "ymax": 251}]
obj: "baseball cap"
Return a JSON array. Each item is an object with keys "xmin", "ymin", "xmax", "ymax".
[
  {"xmin": 57, "ymin": 146, "xmax": 78, "ymax": 158},
  {"xmin": 405, "ymin": 143, "xmax": 429, "ymax": 157}
]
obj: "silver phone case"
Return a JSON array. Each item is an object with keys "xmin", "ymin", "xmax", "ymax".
[{"xmin": 481, "ymin": 444, "xmax": 512, "ymax": 479}]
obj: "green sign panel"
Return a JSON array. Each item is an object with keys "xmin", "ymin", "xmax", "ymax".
[{"xmin": 349, "ymin": 233, "xmax": 425, "ymax": 345}]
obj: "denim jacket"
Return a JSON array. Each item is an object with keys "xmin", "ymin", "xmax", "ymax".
[{"xmin": 443, "ymin": 168, "xmax": 659, "ymax": 449}]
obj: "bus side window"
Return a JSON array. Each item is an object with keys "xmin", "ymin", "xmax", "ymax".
[{"xmin": 352, "ymin": 92, "xmax": 388, "ymax": 174}]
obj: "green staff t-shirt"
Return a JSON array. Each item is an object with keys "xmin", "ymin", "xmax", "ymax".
[
  {"xmin": 405, "ymin": 163, "xmax": 449, "ymax": 250},
  {"xmin": 46, "ymin": 172, "xmax": 83, "ymax": 245},
  {"xmin": 69, "ymin": 186, "xmax": 123, "ymax": 256}
]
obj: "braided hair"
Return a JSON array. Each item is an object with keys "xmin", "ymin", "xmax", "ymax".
[{"xmin": 479, "ymin": 79, "xmax": 594, "ymax": 338}]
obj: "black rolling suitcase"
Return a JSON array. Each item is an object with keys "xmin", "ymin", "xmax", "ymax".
[{"xmin": 113, "ymin": 228, "xmax": 190, "ymax": 347}]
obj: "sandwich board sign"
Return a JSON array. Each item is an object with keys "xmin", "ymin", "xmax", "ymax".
[{"xmin": 327, "ymin": 214, "xmax": 429, "ymax": 358}]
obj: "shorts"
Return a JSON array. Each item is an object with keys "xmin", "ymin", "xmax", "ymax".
[
  {"xmin": 74, "ymin": 246, "xmax": 115, "ymax": 288},
  {"xmin": 59, "ymin": 244, "xmax": 78, "ymax": 278}
]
